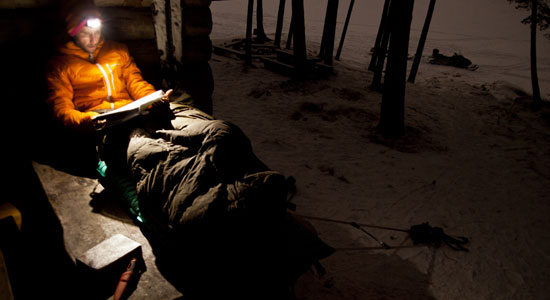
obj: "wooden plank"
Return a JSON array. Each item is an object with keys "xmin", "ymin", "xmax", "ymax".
[
  {"xmin": 245, "ymin": 0, "xmax": 254, "ymax": 65},
  {"xmin": 262, "ymin": 57, "xmax": 295, "ymax": 76},
  {"xmin": 274, "ymin": 0, "xmax": 286, "ymax": 47},
  {"xmin": 98, "ymin": 7, "xmax": 156, "ymax": 41},
  {"xmin": 319, "ymin": 0, "xmax": 338, "ymax": 65},
  {"xmin": 336, "ymin": 0, "xmax": 354, "ymax": 61},
  {"xmin": 408, "ymin": 0, "xmax": 436, "ymax": 83},
  {"xmin": 368, "ymin": 0, "xmax": 391, "ymax": 71},
  {"xmin": 379, "ymin": 0, "xmax": 414, "ymax": 136},
  {"xmin": 291, "ymin": 0, "xmax": 307, "ymax": 76},
  {"xmin": 31, "ymin": 161, "xmax": 182, "ymax": 299}
]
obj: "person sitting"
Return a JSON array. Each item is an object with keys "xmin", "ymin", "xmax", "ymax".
[
  {"xmin": 45, "ymin": 1, "xmax": 171, "ymax": 171},
  {"xmin": 44, "ymin": 2, "xmax": 334, "ymax": 298}
]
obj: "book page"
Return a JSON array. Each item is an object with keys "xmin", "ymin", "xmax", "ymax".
[{"xmin": 92, "ymin": 90, "xmax": 165, "ymax": 120}]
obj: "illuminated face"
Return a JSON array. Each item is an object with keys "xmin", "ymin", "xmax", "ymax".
[{"xmin": 74, "ymin": 25, "xmax": 102, "ymax": 54}]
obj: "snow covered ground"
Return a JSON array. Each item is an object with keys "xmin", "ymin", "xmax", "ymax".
[
  {"xmin": 210, "ymin": 0, "xmax": 550, "ymax": 99},
  {"xmin": 206, "ymin": 1, "xmax": 550, "ymax": 299}
]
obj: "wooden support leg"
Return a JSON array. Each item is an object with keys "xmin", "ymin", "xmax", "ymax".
[
  {"xmin": 408, "ymin": 0, "xmax": 436, "ymax": 83},
  {"xmin": 291, "ymin": 0, "xmax": 307, "ymax": 76},
  {"xmin": 245, "ymin": 0, "xmax": 254, "ymax": 65},
  {"xmin": 371, "ymin": 18, "xmax": 391, "ymax": 91},
  {"xmin": 286, "ymin": 18, "xmax": 294, "ymax": 49},
  {"xmin": 256, "ymin": 0, "xmax": 267, "ymax": 43},
  {"xmin": 319, "ymin": 0, "xmax": 338, "ymax": 65},
  {"xmin": 335, "ymin": 0, "xmax": 354, "ymax": 61},
  {"xmin": 165, "ymin": 0, "xmax": 176, "ymax": 83},
  {"xmin": 275, "ymin": 0, "xmax": 286, "ymax": 47},
  {"xmin": 379, "ymin": 0, "xmax": 414, "ymax": 136},
  {"xmin": 368, "ymin": 0, "xmax": 391, "ymax": 71}
]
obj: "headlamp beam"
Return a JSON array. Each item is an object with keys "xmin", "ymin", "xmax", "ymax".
[{"xmin": 86, "ymin": 18, "xmax": 102, "ymax": 29}]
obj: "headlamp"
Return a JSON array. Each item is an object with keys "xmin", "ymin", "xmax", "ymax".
[
  {"xmin": 86, "ymin": 18, "xmax": 101, "ymax": 29},
  {"xmin": 68, "ymin": 17, "xmax": 102, "ymax": 37}
]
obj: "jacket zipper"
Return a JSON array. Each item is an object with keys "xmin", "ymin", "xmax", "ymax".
[
  {"xmin": 95, "ymin": 64, "xmax": 116, "ymax": 109},
  {"xmin": 105, "ymin": 64, "xmax": 116, "ymax": 95}
]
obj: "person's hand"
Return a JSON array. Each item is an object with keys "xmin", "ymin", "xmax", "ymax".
[
  {"xmin": 149, "ymin": 89, "xmax": 175, "ymax": 123},
  {"xmin": 150, "ymin": 89, "xmax": 172, "ymax": 110},
  {"xmin": 92, "ymin": 118, "xmax": 107, "ymax": 130},
  {"xmin": 78, "ymin": 112, "xmax": 104, "ymax": 132},
  {"xmin": 84, "ymin": 111, "xmax": 106, "ymax": 130},
  {"xmin": 161, "ymin": 89, "xmax": 173, "ymax": 103}
]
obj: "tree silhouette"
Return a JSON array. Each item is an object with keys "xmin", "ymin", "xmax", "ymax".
[
  {"xmin": 509, "ymin": 0, "xmax": 550, "ymax": 38},
  {"xmin": 378, "ymin": 0, "xmax": 414, "ymax": 136},
  {"xmin": 508, "ymin": 0, "xmax": 550, "ymax": 106}
]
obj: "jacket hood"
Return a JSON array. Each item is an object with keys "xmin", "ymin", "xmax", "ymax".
[{"xmin": 60, "ymin": 37, "xmax": 104, "ymax": 60}]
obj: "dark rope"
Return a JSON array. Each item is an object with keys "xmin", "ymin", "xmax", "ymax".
[
  {"xmin": 295, "ymin": 214, "xmax": 469, "ymax": 252},
  {"xmin": 294, "ymin": 214, "xmax": 409, "ymax": 233}
]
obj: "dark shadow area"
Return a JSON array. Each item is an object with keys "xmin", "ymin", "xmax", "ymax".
[
  {"xmin": 84, "ymin": 174, "xmax": 337, "ymax": 300},
  {"xmin": 89, "ymin": 188, "xmax": 137, "ymax": 225},
  {"xmin": 139, "ymin": 213, "xmax": 334, "ymax": 300},
  {"xmin": 0, "ymin": 4, "xmax": 97, "ymax": 178},
  {"xmin": 0, "ymin": 6, "xmax": 84, "ymax": 288},
  {"xmin": 302, "ymin": 251, "xmax": 437, "ymax": 300},
  {"xmin": 367, "ymin": 124, "xmax": 448, "ymax": 153},
  {"xmin": 2, "ymin": 160, "xmax": 79, "ymax": 299},
  {"xmin": 294, "ymin": 220, "xmax": 438, "ymax": 300}
]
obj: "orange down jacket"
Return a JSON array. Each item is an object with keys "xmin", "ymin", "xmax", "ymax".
[{"xmin": 47, "ymin": 38, "xmax": 156, "ymax": 128}]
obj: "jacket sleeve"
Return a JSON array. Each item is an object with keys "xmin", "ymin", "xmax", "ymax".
[
  {"xmin": 120, "ymin": 44, "xmax": 157, "ymax": 100},
  {"xmin": 46, "ymin": 63, "xmax": 98, "ymax": 128}
]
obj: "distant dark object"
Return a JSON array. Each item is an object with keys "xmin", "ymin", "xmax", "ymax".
[
  {"xmin": 409, "ymin": 222, "xmax": 469, "ymax": 251},
  {"xmin": 430, "ymin": 48, "xmax": 478, "ymax": 70}
]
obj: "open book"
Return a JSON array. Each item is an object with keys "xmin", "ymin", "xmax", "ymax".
[{"xmin": 92, "ymin": 90, "xmax": 165, "ymax": 130}]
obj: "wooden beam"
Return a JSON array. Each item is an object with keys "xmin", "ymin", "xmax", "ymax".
[
  {"xmin": 335, "ymin": 0, "xmax": 354, "ymax": 61},
  {"xmin": 379, "ymin": 0, "xmax": 414, "ymax": 136},
  {"xmin": 368, "ymin": 0, "xmax": 391, "ymax": 71},
  {"xmin": 285, "ymin": 17, "xmax": 293, "ymax": 49},
  {"xmin": 256, "ymin": 0, "xmax": 267, "ymax": 42},
  {"xmin": 274, "ymin": 0, "xmax": 285, "ymax": 47},
  {"xmin": 319, "ymin": 0, "xmax": 338, "ymax": 65},
  {"xmin": 245, "ymin": 0, "xmax": 254, "ymax": 65},
  {"xmin": 165, "ymin": 0, "xmax": 176, "ymax": 77},
  {"xmin": 408, "ymin": 0, "xmax": 436, "ymax": 83},
  {"xmin": 370, "ymin": 16, "xmax": 391, "ymax": 91},
  {"xmin": 291, "ymin": 0, "xmax": 307, "ymax": 76}
]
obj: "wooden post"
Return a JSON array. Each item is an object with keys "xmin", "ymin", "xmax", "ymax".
[
  {"xmin": 368, "ymin": 0, "xmax": 391, "ymax": 71},
  {"xmin": 291, "ymin": 0, "xmax": 307, "ymax": 76},
  {"xmin": 256, "ymin": 0, "xmax": 267, "ymax": 43},
  {"xmin": 275, "ymin": 0, "xmax": 286, "ymax": 47},
  {"xmin": 370, "ymin": 16, "xmax": 391, "ymax": 91},
  {"xmin": 245, "ymin": 0, "xmax": 254, "ymax": 65},
  {"xmin": 379, "ymin": 0, "xmax": 414, "ymax": 136},
  {"xmin": 179, "ymin": 1, "xmax": 215, "ymax": 116},
  {"xmin": 319, "ymin": 0, "xmax": 329, "ymax": 58},
  {"xmin": 286, "ymin": 17, "xmax": 294, "ymax": 49},
  {"xmin": 335, "ymin": 0, "xmax": 354, "ymax": 61},
  {"xmin": 319, "ymin": 0, "xmax": 338, "ymax": 65},
  {"xmin": 531, "ymin": 0, "xmax": 542, "ymax": 106},
  {"xmin": 165, "ymin": 0, "xmax": 175, "ymax": 80},
  {"xmin": 408, "ymin": 0, "xmax": 436, "ymax": 83}
]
